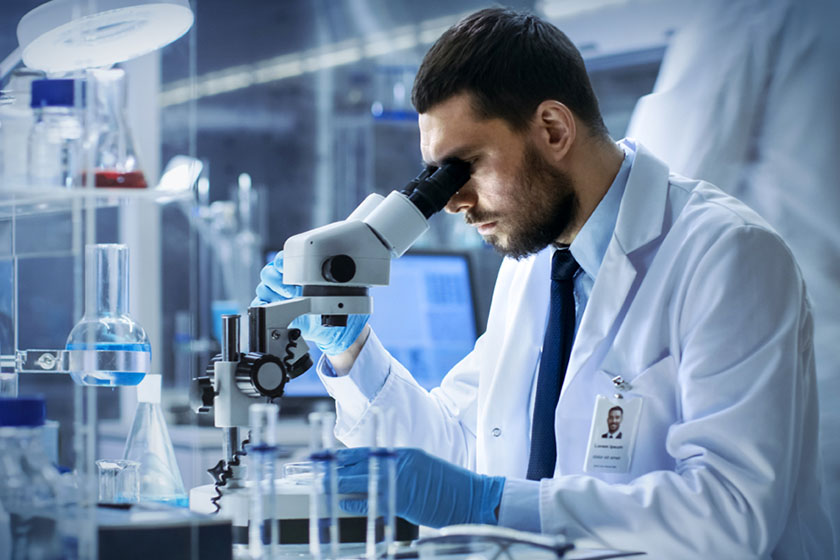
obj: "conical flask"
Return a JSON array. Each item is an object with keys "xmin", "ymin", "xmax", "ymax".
[
  {"xmin": 123, "ymin": 374, "xmax": 188, "ymax": 507},
  {"xmin": 87, "ymin": 68, "xmax": 147, "ymax": 188}
]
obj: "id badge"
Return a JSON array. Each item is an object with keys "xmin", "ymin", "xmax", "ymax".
[{"xmin": 583, "ymin": 395, "xmax": 643, "ymax": 474}]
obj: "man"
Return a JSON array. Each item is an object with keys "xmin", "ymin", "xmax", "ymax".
[
  {"xmin": 255, "ymin": 8, "xmax": 834, "ymax": 558},
  {"xmin": 602, "ymin": 406, "xmax": 622, "ymax": 439}
]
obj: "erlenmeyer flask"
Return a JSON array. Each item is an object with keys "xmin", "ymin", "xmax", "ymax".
[
  {"xmin": 65, "ymin": 244, "xmax": 151, "ymax": 386},
  {"xmin": 87, "ymin": 68, "xmax": 147, "ymax": 188},
  {"xmin": 123, "ymin": 374, "xmax": 188, "ymax": 507}
]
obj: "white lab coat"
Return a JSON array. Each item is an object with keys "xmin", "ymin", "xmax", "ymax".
[
  {"xmin": 626, "ymin": 2, "xmax": 840, "ymax": 554},
  {"xmin": 324, "ymin": 143, "xmax": 833, "ymax": 558}
]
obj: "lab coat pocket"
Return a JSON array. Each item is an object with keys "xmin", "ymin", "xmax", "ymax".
[{"xmin": 601, "ymin": 355, "xmax": 680, "ymax": 476}]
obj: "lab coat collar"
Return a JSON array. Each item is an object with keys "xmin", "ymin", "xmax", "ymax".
[
  {"xmin": 612, "ymin": 138, "xmax": 669, "ymax": 253},
  {"xmin": 562, "ymin": 140, "xmax": 670, "ymax": 389}
]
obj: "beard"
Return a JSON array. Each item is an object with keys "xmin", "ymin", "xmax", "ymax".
[{"xmin": 467, "ymin": 141, "xmax": 578, "ymax": 260}]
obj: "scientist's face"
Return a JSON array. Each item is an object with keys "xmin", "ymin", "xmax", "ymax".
[
  {"xmin": 419, "ymin": 93, "xmax": 578, "ymax": 260},
  {"xmin": 608, "ymin": 409, "xmax": 622, "ymax": 433}
]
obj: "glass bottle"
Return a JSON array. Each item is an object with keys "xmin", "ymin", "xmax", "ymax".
[
  {"xmin": 87, "ymin": 68, "xmax": 147, "ymax": 188},
  {"xmin": 27, "ymin": 78, "xmax": 85, "ymax": 189},
  {"xmin": 0, "ymin": 396, "xmax": 76, "ymax": 560},
  {"xmin": 123, "ymin": 374, "xmax": 187, "ymax": 507},
  {"xmin": 65, "ymin": 243, "xmax": 151, "ymax": 386},
  {"xmin": 0, "ymin": 68, "xmax": 45, "ymax": 190}
]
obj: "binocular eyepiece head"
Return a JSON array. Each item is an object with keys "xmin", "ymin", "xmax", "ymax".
[{"xmin": 400, "ymin": 159, "xmax": 471, "ymax": 219}]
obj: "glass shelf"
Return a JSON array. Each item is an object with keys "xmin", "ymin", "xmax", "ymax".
[{"xmin": 0, "ymin": 184, "xmax": 193, "ymax": 218}]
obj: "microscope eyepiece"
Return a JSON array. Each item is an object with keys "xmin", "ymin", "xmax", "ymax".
[{"xmin": 401, "ymin": 159, "xmax": 471, "ymax": 219}]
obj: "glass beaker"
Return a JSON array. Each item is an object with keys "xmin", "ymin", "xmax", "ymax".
[
  {"xmin": 87, "ymin": 68, "xmax": 147, "ymax": 188},
  {"xmin": 309, "ymin": 411, "xmax": 339, "ymax": 560},
  {"xmin": 123, "ymin": 374, "xmax": 187, "ymax": 507},
  {"xmin": 96, "ymin": 459, "xmax": 140, "ymax": 505},
  {"xmin": 65, "ymin": 244, "xmax": 151, "ymax": 386}
]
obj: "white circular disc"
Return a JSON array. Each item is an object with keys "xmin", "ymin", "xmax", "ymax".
[{"xmin": 18, "ymin": 0, "xmax": 194, "ymax": 73}]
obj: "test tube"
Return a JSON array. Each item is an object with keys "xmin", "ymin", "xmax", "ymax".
[
  {"xmin": 249, "ymin": 402, "xmax": 279, "ymax": 559},
  {"xmin": 309, "ymin": 411, "xmax": 339, "ymax": 559},
  {"xmin": 366, "ymin": 407, "xmax": 396, "ymax": 560}
]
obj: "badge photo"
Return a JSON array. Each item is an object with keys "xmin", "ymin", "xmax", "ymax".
[{"xmin": 583, "ymin": 395, "xmax": 643, "ymax": 474}]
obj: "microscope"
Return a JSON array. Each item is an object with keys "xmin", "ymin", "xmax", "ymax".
[{"xmin": 189, "ymin": 160, "xmax": 470, "ymax": 532}]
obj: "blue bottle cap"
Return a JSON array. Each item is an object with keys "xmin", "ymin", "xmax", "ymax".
[
  {"xmin": 0, "ymin": 396, "xmax": 46, "ymax": 427},
  {"xmin": 30, "ymin": 79, "xmax": 78, "ymax": 108}
]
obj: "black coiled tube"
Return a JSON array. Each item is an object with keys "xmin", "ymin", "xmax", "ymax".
[{"xmin": 207, "ymin": 436, "xmax": 250, "ymax": 513}]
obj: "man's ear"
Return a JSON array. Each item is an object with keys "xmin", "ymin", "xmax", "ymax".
[{"xmin": 532, "ymin": 100, "xmax": 575, "ymax": 162}]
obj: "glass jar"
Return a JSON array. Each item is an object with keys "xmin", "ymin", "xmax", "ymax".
[
  {"xmin": 0, "ymin": 397, "xmax": 76, "ymax": 559},
  {"xmin": 0, "ymin": 68, "xmax": 45, "ymax": 190}
]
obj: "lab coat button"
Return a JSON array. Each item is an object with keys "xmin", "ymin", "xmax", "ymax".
[{"xmin": 492, "ymin": 427, "xmax": 502, "ymax": 437}]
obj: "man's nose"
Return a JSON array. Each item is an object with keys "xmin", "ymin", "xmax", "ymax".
[{"xmin": 444, "ymin": 184, "xmax": 476, "ymax": 214}]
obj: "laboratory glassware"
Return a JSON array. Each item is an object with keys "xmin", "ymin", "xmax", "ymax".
[
  {"xmin": 95, "ymin": 459, "xmax": 140, "ymax": 504},
  {"xmin": 309, "ymin": 410, "xmax": 339, "ymax": 559},
  {"xmin": 0, "ymin": 68, "xmax": 44, "ymax": 189},
  {"xmin": 282, "ymin": 461, "xmax": 314, "ymax": 484},
  {"xmin": 87, "ymin": 68, "xmax": 147, "ymax": 188},
  {"xmin": 27, "ymin": 78, "xmax": 84, "ymax": 189},
  {"xmin": 65, "ymin": 243, "xmax": 151, "ymax": 386},
  {"xmin": 365, "ymin": 407, "xmax": 396, "ymax": 560},
  {"xmin": 0, "ymin": 396, "xmax": 76, "ymax": 559},
  {"xmin": 0, "ymin": 370, "xmax": 16, "ymax": 397},
  {"xmin": 248, "ymin": 402, "xmax": 279, "ymax": 559},
  {"xmin": 123, "ymin": 374, "xmax": 188, "ymax": 507}
]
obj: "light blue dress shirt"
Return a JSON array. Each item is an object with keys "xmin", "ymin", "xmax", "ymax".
[
  {"xmin": 320, "ymin": 141, "xmax": 636, "ymax": 531},
  {"xmin": 498, "ymin": 141, "xmax": 635, "ymax": 531}
]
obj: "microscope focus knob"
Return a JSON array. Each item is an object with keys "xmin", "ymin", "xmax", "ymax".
[
  {"xmin": 235, "ymin": 352, "xmax": 288, "ymax": 399},
  {"xmin": 322, "ymin": 254, "xmax": 356, "ymax": 283}
]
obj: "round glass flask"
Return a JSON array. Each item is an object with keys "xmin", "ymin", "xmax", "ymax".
[{"xmin": 65, "ymin": 244, "xmax": 151, "ymax": 386}]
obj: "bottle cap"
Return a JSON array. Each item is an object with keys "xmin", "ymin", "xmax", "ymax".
[
  {"xmin": 30, "ymin": 78, "xmax": 79, "ymax": 108},
  {"xmin": 0, "ymin": 396, "xmax": 46, "ymax": 427}
]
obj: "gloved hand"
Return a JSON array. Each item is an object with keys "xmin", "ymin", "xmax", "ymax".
[
  {"xmin": 252, "ymin": 252, "xmax": 369, "ymax": 356},
  {"xmin": 336, "ymin": 447, "xmax": 505, "ymax": 528}
]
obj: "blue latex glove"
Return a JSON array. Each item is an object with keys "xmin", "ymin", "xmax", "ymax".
[
  {"xmin": 336, "ymin": 447, "xmax": 505, "ymax": 528},
  {"xmin": 252, "ymin": 252, "xmax": 369, "ymax": 356}
]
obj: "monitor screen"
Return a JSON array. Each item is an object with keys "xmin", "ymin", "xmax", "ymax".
[{"xmin": 264, "ymin": 251, "xmax": 479, "ymax": 396}]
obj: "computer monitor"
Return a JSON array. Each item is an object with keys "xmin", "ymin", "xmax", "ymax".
[{"xmin": 263, "ymin": 251, "xmax": 479, "ymax": 396}]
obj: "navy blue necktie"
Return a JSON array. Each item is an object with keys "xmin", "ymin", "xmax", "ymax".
[{"xmin": 526, "ymin": 249, "xmax": 579, "ymax": 481}]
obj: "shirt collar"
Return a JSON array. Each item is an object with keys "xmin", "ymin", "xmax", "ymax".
[{"xmin": 564, "ymin": 140, "xmax": 636, "ymax": 281}]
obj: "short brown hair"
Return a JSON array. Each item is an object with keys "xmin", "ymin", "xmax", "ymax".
[{"xmin": 412, "ymin": 8, "xmax": 608, "ymax": 136}]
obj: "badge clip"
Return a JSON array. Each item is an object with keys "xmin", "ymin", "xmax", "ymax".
[{"xmin": 611, "ymin": 375, "xmax": 632, "ymax": 398}]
